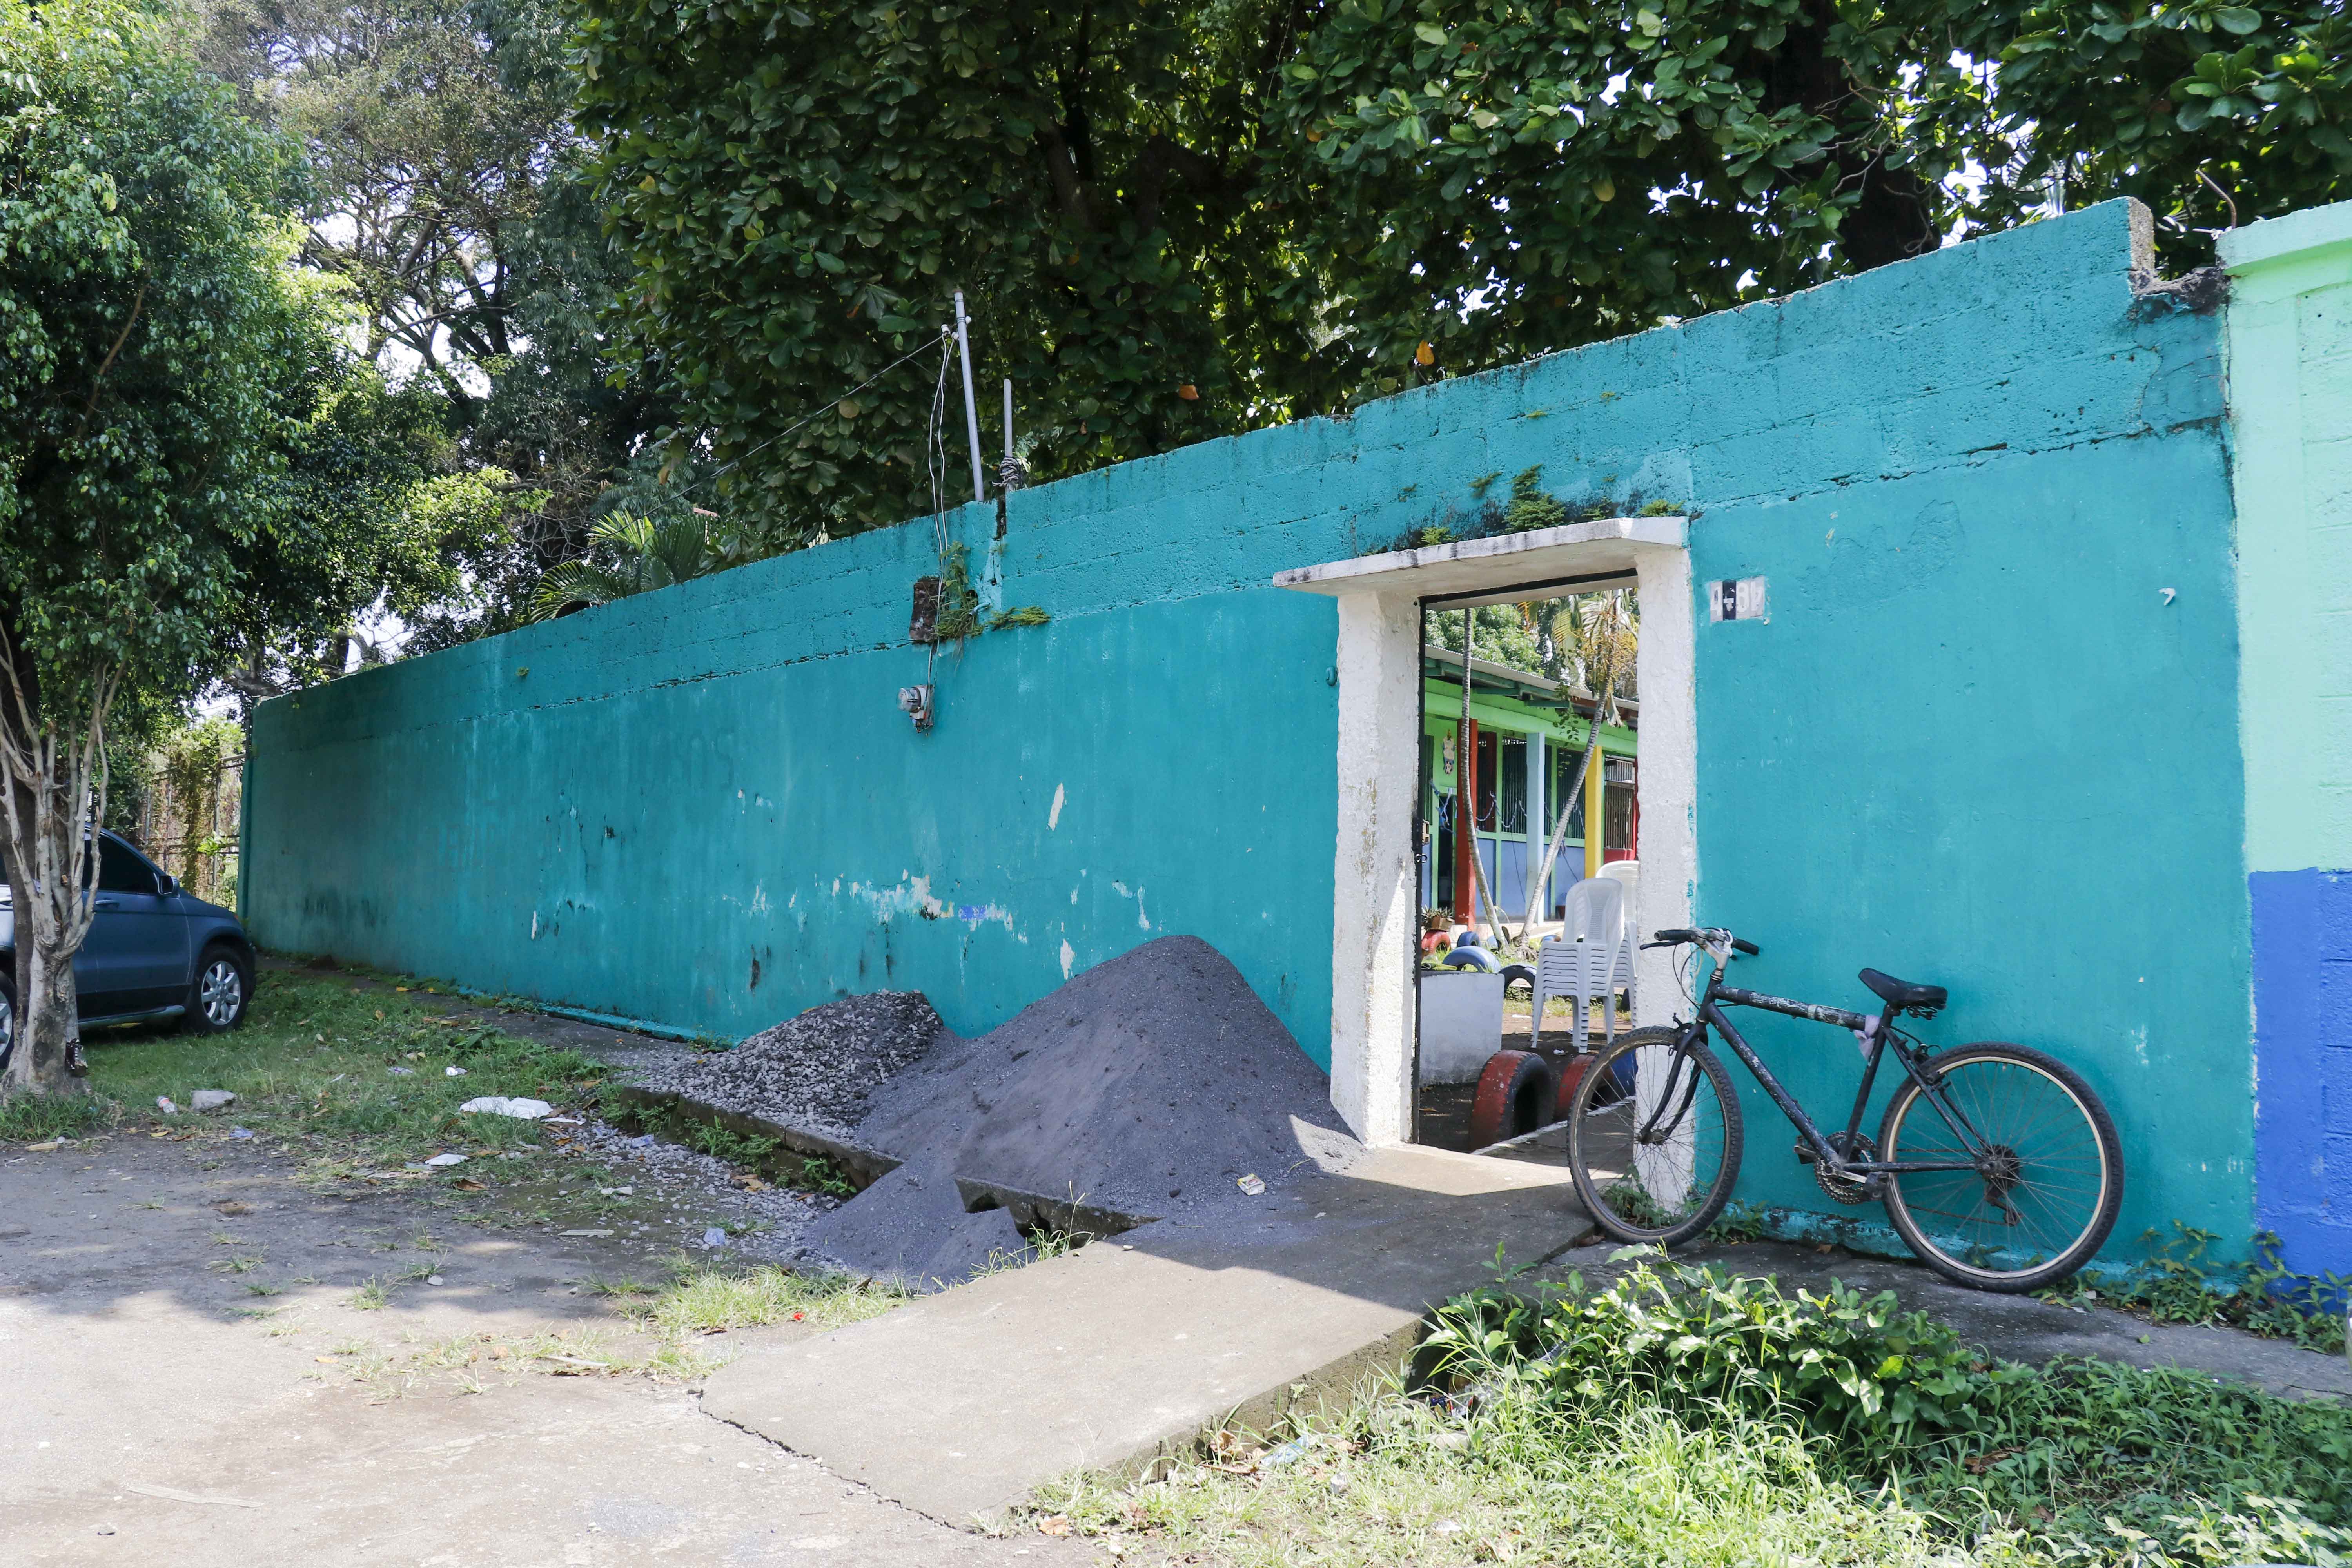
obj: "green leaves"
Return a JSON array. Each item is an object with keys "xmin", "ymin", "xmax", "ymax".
[
  {"xmin": 528, "ymin": 511, "xmax": 755, "ymax": 618},
  {"xmin": 569, "ymin": 0, "xmax": 2348, "ymax": 544},
  {"xmin": 572, "ymin": 0, "xmax": 1303, "ymax": 541},
  {"xmin": 1425, "ymin": 1258, "xmax": 1993, "ymax": 1467},
  {"xmin": 1938, "ymin": 0, "xmax": 2351, "ymax": 267},
  {"xmin": 0, "ymin": 0, "xmax": 302, "ymax": 706}
]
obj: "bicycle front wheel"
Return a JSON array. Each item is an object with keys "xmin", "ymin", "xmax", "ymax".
[
  {"xmin": 1566, "ymin": 1025, "xmax": 1743, "ymax": 1247},
  {"xmin": 1878, "ymin": 1042, "xmax": 2123, "ymax": 1292}
]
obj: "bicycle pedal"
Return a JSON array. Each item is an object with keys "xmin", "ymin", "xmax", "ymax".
[{"xmin": 1794, "ymin": 1140, "xmax": 1817, "ymax": 1164}]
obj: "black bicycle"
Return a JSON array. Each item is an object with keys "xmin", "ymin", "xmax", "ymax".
[{"xmin": 1563, "ymin": 928, "xmax": 2123, "ymax": 1292}]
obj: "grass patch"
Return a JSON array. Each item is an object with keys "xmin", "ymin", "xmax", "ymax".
[
  {"xmin": 307, "ymin": 1261, "xmax": 907, "ymax": 1397},
  {"xmin": 13, "ymin": 969, "xmax": 611, "ymax": 1187},
  {"xmin": 0, "ymin": 1089, "xmax": 118, "ymax": 1143},
  {"xmin": 2036, "ymin": 1224, "xmax": 2348, "ymax": 1357},
  {"xmin": 606, "ymin": 1257, "xmax": 905, "ymax": 1340},
  {"xmin": 1041, "ymin": 1390, "xmax": 1957, "ymax": 1568},
  {"xmin": 1034, "ymin": 1257, "xmax": 2352, "ymax": 1567}
]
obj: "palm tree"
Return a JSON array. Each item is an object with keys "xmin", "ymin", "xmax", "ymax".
[{"xmin": 529, "ymin": 512, "xmax": 761, "ymax": 619}]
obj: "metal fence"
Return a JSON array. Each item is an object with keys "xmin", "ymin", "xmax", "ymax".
[{"xmin": 131, "ymin": 751, "xmax": 243, "ymax": 909}]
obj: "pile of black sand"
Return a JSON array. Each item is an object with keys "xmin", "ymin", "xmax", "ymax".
[
  {"xmin": 634, "ymin": 991, "xmax": 947, "ymax": 1133},
  {"xmin": 798, "ymin": 935, "xmax": 1360, "ymax": 1290}
]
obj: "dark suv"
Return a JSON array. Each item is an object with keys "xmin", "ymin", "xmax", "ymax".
[{"xmin": 0, "ymin": 830, "xmax": 256, "ymax": 1070}]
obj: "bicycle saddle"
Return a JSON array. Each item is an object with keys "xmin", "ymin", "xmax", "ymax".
[{"xmin": 1858, "ymin": 968, "xmax": 1946, "ymax": 1010}]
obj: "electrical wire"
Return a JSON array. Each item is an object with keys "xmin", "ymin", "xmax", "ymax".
[{"xmin": 667, "ymin": 330, "xmax": 953, "ymax": 514}]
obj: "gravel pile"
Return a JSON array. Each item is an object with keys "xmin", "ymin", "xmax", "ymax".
[
  {"xmin": 549, "ymin": 1118, "xmax": 838, "ymax": 1262},
  {"xmin": 633, "ymin": 992, "xmax": 948, "ymax": 1133},
  {"xmin": 800, "ymin": 935, "xmax": 1361, "ymax": 1290}
]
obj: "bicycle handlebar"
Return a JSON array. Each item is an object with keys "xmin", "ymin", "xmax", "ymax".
[{"xmin": 1648, "ymin": 927, "xmax": 1760, "ymax": 956}]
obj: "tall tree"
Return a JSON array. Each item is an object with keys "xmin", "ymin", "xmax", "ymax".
[
  {"xmin": 1932, "ymin": 0, "xmax": 2351, "ymax": 265},
  {"xmin": 571, "ymin": 0, "xmax": 1329, "ymax": 544},
  {"xmin": 187, "ymin": 0, "xmax": 681, "ymax": 648},
  {"xmin": 1269, "ymin": 0, "xmax": 1969, "ymax": 387},
  {"xmin": 0, "ymin": 0, "xmax": 414, "ymax": 1095},
  {"xmin": 569, "ymin": 0, "xmax": 2347, "ymax": 541}
]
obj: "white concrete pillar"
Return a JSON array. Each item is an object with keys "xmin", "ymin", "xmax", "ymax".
[
  {"xmin": 1631, "ymin": 546, "xmax": 1696, "ymax": 1024},
  {"xmin": 1526, "ymin": 729, "xmax": 1546, "ymax": 923},
  {"xmin": 1328, "ymin": 588, "xmax": 1423, "ymax": 1144}
]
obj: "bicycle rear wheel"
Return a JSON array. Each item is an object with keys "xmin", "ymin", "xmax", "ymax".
[
  {"xmin": 1566, "ymin": 1025, "xmax": 1743, "ymax": 1247},
  {"xmin": 1878, "ymin": 1042, "xmax": 2122, "ymax": 1292}
]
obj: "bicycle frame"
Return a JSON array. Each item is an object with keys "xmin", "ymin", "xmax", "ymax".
[{"xmin": 1647, "ymin": 946, "xmax": 1993, "ymax": 1185}]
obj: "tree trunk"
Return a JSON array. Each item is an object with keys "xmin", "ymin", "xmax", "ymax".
[
  {"xmin": 5, "ymin": 934, "xmax": 83, "ymax": 1096},
  {"xmin": 1765, "ymin": 2, "xmax": 1940, "ymax": 273},
  {"xmin": 0, "ymin": 614, "xmax": 110, "ymax": 1100}
]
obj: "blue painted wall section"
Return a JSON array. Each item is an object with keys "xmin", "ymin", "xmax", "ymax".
[
  {"xmin": 2250, "ymin": 871, "xmax": 2352, "ymax": 1267},
  {"xmin": 249, "ymin": 200, "xmax": 2252, "ymax": 1261}
]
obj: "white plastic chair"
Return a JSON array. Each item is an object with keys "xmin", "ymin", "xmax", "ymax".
[
  {"xmin": 1532, "ymin": 878, "xmax": 1628, "ymax": 1049},
  {"xmin": 1598, "ymin": 860, "xmax": 1639, "ymax": 1017}
]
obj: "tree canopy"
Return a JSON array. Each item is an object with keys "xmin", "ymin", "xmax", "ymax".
[
  {"xmin": 567, "ymin": 0, "xmax": 2348, "ymax": 549},
  {"xmin": 188, "ymin": 0, "xmax": 681, "ymax": 644},
  {"xmin": 0, "ymin": 0, "xmax": 474, "ymax": 1089},
  {"xmin": 1, "ymin": 0, "xmax": 301, "ymax": 713}
]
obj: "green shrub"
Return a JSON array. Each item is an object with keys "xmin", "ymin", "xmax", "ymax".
[
  {"xmin": 1426, "ymin": 1252, "xmax": 1997, "ymax": 1470},
  {"xmin": 1425, "ymin": 1254, "xmax": 2352, "ymax": 1561}
]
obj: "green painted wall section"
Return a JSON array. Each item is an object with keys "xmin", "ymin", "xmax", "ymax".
[
  {"xmin": 2225, "ymin": 200, "xmax": 2352, "ymax": 875},
  {"xmin": 249, "ymin": 200, "xmax": 2252, "ymax": 1259}
]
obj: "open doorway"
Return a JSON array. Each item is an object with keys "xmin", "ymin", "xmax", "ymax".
[
  {"xmin": 1411, "ymin": 584, "xmax": 1640, "ymax": 1153},
  {"xmin": 1273, "ymin": 512, "xmax": 1692, "ymax": 1152}
]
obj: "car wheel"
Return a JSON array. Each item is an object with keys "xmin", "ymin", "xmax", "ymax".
[
  {"xmin": 0, "ymin": 975, "xmax": 13, "ymax": 1073},
  {"xmin": 181, "ymin": 946, "xmax": 252, "ymax": 1034}
]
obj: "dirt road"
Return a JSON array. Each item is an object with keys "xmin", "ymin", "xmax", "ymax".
[{"xmin": 1, "ymin": 1128, "xmax": 1093, "ymax": 1566}]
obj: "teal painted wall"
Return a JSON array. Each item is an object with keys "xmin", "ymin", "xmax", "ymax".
[
  {"xmin": 250, "ymin": 200, "xmax": 2249, "ymax": 1256},
  {"xmin": 249, "ymin": 557, "xmax": 1343, "ymax": 1059}
]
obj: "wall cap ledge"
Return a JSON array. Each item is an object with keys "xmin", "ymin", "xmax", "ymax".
[
  {"xmin": 2219, "ymin": 199, "xmax": 2352, "ymax": 274},
  {"xmin": 1272, "ymin": 515, "xmax": 1687, "ymax": 602}
]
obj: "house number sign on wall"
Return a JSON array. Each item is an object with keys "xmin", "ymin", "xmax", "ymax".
[{"xmin": 1708, "ymin": 576, "xmax": 1769, "ymax": 623}]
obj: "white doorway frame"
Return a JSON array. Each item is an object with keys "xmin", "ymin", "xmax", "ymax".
[{"xmin": 1274, "ymin": 517, "xmax": 1695, "ymax": 1145}]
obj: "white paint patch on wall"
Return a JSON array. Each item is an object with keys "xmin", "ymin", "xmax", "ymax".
[
  {"xmin": 1049, "ymin": 783, "xmax": 1066, "ymax": 830},
  {"xmin": 1060, "ymin": 938, "xmax": 1075, "ymax": 979},
  {"xmin": 849, "ymin": 873, "xmax": 945, "ymax": 921},
  {"xmin": 846, "ymin": 873, "xmax": 1016, "ymax": 935}
]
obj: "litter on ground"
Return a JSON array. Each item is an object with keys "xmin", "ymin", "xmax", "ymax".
[{"xmin": 458, "ymin": 1096, "xmax": 552, "ymax": 1119}]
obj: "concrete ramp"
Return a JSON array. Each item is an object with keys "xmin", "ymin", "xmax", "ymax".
[{"xmin": 699, "ymin": 1145, "xmax": 1593, "ymax": 1524}]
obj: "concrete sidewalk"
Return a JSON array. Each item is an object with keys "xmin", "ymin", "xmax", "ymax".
[
  {"xmin": 704, "ymin": 1147, "xmax": 2349, "ymax": 1529},
  {"xmin": 701, "ymin": 1144, "xmax": 1596, "ymax": 1524}
]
